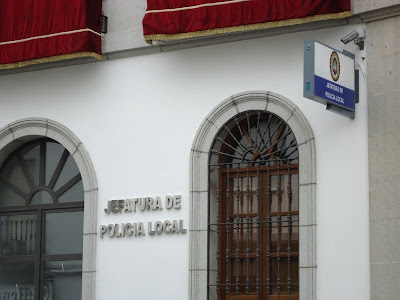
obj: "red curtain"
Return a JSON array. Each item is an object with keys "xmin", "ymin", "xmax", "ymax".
[
  {"xmin": 143, "ymin": 0, "xmax": 351, "ymax": 43},
  {"xmin": 0, "ymin": 0, "xmax": 102, "ymax": 69}
]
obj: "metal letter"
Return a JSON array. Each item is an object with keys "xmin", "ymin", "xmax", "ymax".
[
  {"xmin": 132, "ymin": 198, "xmax": 138, "ymax": 212},
  {"xmin": 107, "ymin": 224, "xmax": 115, "ymax": 237},
  {"xmin": 138, "ymin": 222, "xmax": 145, "ymax": 236},
  {"xmin": 126, "ymin": 223, "xmax": 133, "ymax": 236},
  {"xmin": 148, "ymin": 222, "xmax": 155, "ymax": 235},
  {"xmin": 179, "ymin": 219, "xmax": 187, "ymax": 233},
  {"xmin": 111, "ymin": 200, "xmax": 119, "ymax": 213},
  {"xmin": 163, "ymin": 220, "xmax": 172, "ymax": 234},
  {"xmin": 139, "ymin": 198, "xmax": 146, "ymax": 211},
  {"xmin": 119, "ymin": 200, "xmax": 125, "ymax": 213},
  {"xmin": 121, "ymin": 223, "xmax": 126, "ymax": 237},
  {"xmin": 146, "ymin": 197, "xmax": 154, "ymax": 210},
  {"xmin": 104, "ymin": 201, "xmax": 111, "ymax": 214},
  {"xmin": 174, "ymin": 195, "xmax": 182, "ymax": 209},
  {"xmin": 124, "ymin": 200, "xmax": 132, "ymax": 212},
  {"xmin": 171, "ymin": 220, "xmax": 179, "ymax": 234},
  {"xmin": 154, "ymin": 196, "xmax": 163, "ymax": 210},
  {"xmin": 133, "ymin": 223, "xmax": 138, "ymax": 236},
  {"xmin": 115, "ymin": 224, "xmax": 122, "ymax": 237},
  {"xmin": 165, "ymin": 195, "xmax": 174, "ymax": 209},
  {"xmin": 100, "ymin": 225, "xmax": 107, "ymax": 238},
  {"xmin": 155, "ymin": 221, "xmax": 163, "ymax": 234}
]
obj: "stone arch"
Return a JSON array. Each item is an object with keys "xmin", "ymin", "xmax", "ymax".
[
  {"xmin": 0, "ymin": 117, "xmax": 98, "ymax": 300},
  {"xmin": 189, "ymin": 91, "xmax": 316, "ymax": 300}
]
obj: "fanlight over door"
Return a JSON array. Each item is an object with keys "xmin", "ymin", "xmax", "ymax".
[{"xmin": 208, "ymin": 111, "xmax": 299, "ymax": 300}]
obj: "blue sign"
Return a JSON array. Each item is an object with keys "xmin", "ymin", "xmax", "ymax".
[
  {"xmin": 304, "ymin": 40, "xmax": 357, "ymax": 119},
  {"xmin": 314, "ymin": 75, "xmax": 355, "ymax": 110}
]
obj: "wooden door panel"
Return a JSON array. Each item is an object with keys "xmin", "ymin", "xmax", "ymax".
[
  {"xmin": 227, "ymin": 293, "xmax": 299, "ymax": 300},
  {"xmin": 218, "ymin": 166, "xmax": 299, "ymax": 300},
  {"xmin": 228, "ymin": 294, "xmax": 258, "ymax": 300},
  {"xmin": 269, "ymin": 295, "xmax": 299, "ymax": 300}
]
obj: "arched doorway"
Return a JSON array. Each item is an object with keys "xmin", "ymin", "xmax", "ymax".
[
  {"xmin": 208, "ymin": 111, "xmax": 299, "ymax": 299},
  {"xmin": 0, "ymin": 138, "xmax": 84, "ymax": 299},
  {"xmin": 189, "ymin": 92, "xmax": 316, "ymax": 300},
  {"xmin": 0, "ymin": 118, "xmax": 98, "ymax": 300}
]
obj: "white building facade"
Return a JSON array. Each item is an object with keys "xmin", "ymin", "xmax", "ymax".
[{"xmin": 0, "ymin": 1, "xmax": 399, "ymax": 299}]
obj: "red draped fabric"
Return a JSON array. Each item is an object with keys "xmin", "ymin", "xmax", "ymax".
[
  {"xmin": 143, "ymin": 0, "xmax": 351, "ymax": 43},
  {"xmin": 0, "ymin": 0, "xmax": 102, "ymax": 69}
]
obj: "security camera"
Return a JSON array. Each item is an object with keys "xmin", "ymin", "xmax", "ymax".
[
  {"xmin": 341, "ymin": 29, "xmax": 361, "ymax": 44},
  {"xmin": 341, "ymin": 28, "xmax": 366, "ymax": 50}
]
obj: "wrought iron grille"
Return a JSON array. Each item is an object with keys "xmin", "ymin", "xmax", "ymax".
[{"xmin": 208, "ymin": 111, "xmax": 299, "ymax": 300}]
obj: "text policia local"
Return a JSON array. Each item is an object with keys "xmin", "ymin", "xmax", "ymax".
[{"xmin": 100, "ymin": 195, "xmax": 187, "ymax": 238}]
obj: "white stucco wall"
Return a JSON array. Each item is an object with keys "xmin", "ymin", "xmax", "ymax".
[
  {"xmin": 102, "ymin": 0, "xmax": 149, "ymax": 52},
  {"xmin": 0, "ymin": 25, "xmax": 369, "ymax": 300}
]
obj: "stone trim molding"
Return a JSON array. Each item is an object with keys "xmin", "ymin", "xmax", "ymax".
[
  {"xmin": 189, "ymin": 91, "xmax": 317, "ymax": 300},
  {"xmin": 0, "ymin": 117, "xmax": 98, "ymax": 300}
]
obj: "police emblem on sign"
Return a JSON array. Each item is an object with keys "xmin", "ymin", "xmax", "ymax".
[{"xmin": 330, "ymin": 51, "xmax": 340, "ymax": 82}]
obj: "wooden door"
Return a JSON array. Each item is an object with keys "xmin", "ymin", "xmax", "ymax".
[{"xmin": 218, "ymin": 164, "xmax": 299, "ymax": 300}]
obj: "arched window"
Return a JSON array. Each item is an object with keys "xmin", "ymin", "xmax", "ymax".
[
  {"xmin": 208, "ymin": 111, "xmax": 299, "ymax": 299},
  {"xmin": 0, "ymin": 138, "xmax": 84, "ymax": 300}
]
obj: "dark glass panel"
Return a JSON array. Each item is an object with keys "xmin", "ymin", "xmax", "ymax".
[
  {"xmin": 45, "ymin": 211, "xmax": 83, "ymax": 255},
  {"xmin": 21, "ymin": 143, "xmax": 40, "ymax": 186},
  {"xmin": 0, "ymin": 214, "xmax": 37, "ymax": 256},
  {"xmin": 53, "ymin": 155, "xmax": 79, "ymax": 191},
  {"xmin": 280, "ymin": 174, "xmax": 299, "ymax": 213},
  {"xmin": 45, "ymin": 142, "xmax": 65, "ymax": 186},
  {"xmin": 43, "ymin": 260, "xmax": 82, "ymax": 300},
  {"xmin": 58, "ymin": 180, "xmax": 84, "ymax": 203},
  {"xmin": 233, "ymin": 177, "xmax": 258, "ymax": 215},
  {"xmin": 0, "ymin": 262, "xmax": 35, "ymax": 300},
  {"xmin": 0, "ymin": 182, "xmax": 26, "ymax": 207},
  {"xmin": 31, "ymin": 191, "xmax": 53, "ymax": 205},
  {"xmin": 0, "ymin": 156, "xmax": 30, "ymax": 193},
  {"xmin": 229, "ymin": 258, "xmax": 258, "ymax": 294},
  {"xmin": 270, "ymin": 176, "xmax": 279, "ymax": 213},
  {"xmin": 270, "ymin": 257, "xmax": 299, "ymax": 294}
]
